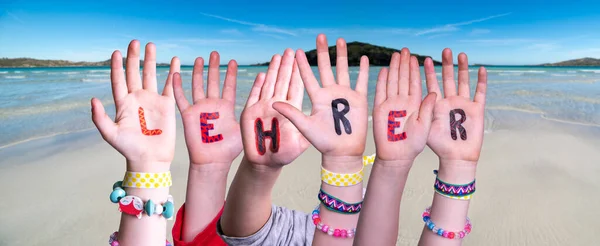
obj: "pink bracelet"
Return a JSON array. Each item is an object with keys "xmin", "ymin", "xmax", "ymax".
[
  {"xmin": 312, "ymin": 205, "xmax": 356, "ymax": 238},
  {"xmin": 422, "ymin": 206, "xmax": 472, "ymax": 239},
  {"xmin": 109, "ymin": 231, "xmax": 172, "ymax": 246}
]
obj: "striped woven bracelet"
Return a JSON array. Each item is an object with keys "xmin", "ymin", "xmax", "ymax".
[
  {"xmin": 318, "ymin": 188, "xmax": 362, "ymax": 214},
  {"xmin": 433, "ymin": 170, "xmax": 475, "ymax": 199}
]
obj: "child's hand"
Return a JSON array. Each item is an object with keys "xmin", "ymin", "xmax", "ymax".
[
  {"xmin": 372, "ymin": 49, "xmax": 436, "ymax": 163},
  {"xmin": 240, "ymin": 49, "xmax": 309, "ymax": 167},
  {"xmin": 273, "ymin": 35, "xmax": 369, "ymax": 169},
  {"xmin": 425, "ymin": 49, "xmax": 487, "ymax": 164},
  {"xmin": 173, "ymin": 52, "xmax": 243, "ymax": 166},
  {"xmin": 91, "ymin": 40, "xmax": 177, "ymax": 172}
]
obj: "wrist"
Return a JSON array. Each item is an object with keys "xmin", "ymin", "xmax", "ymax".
[
  {"xmin": 242, "ymin": 156, "xmax": 283, "ymax": 176},
  {"xmin": 322, "ymin": 155, "xmax": 362, "ymax": 173},
  {"xmin": 189, "ymin": 162, "xmax": 231, "ymax": 174},
  {"xmin": 437, "ymin": 159, "xmax": 477, "ymax": 184},
  {"xmin": 126, "ymin": 160, "xmax": 171, "ymax": 173}
]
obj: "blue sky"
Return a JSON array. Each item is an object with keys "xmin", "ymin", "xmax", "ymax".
[{"xmin": 1, "ymin": 0, "xmax": 600, "ymax": 65}]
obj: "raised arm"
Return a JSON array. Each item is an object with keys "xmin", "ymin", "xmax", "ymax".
[
  {"xmin": 418, "ymin": 49, "xmax": 487, "ymax": 245},
  {"xmin": 220, "ymin": 48, "xmax": 309, "ymax": 237},
  {"xmin": 274, "ymin": 34, "xmax": 369, "ymax": 245},
  {"xmin": 91, "ymin": 40, "xmax": 177, "ymax": 246},
  {"xmin": 354, "ymin": 49, "xmax": 436, "ymax": 245},
  {"xmin": 172, "ymin": 51, "xmax": 243, "ymax": 242}
]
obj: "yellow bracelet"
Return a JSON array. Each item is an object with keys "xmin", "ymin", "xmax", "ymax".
[
  {"xmin": 321, "ymin": 167, "xmax": 364, "ymax": 187},
  {"xmin": 363, "ymin": 154, "xmax": 376, "ymax": 166},
  {"xmin": 122, "ymin": 171, "xmax": 172, "ymax": 188}
]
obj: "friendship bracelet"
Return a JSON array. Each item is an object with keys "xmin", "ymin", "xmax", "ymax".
[
  {"xmin": 433, "ymin": 170, "xmax": 475, "ymax": 199},
  {"xmin": 312, "ymin": 205, "xmax": 356, "ymax": 238},
  {"xmin": 321, "ymin": 167, "xmax": 363, "ymax": 187},
  {"xmin": 122, "ymin": 171, "xmax": 172, "ymax": 188},
  {"xmin": 422, "ymin": 206, "xmax": 472, "ymax": 239},
  {"xmin": 110, "ymin": 181, "xmax": 174, "ymax": 219},
  {"xmin": 318, "ymin": 189, "xmax": 362, "ymax": 214},
  {"xmin": 109, "ymin": 231, "xmax": 172, "ymax": 246}
]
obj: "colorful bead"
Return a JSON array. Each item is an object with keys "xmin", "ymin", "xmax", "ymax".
[
  {"xmin": 312, "ymin": 205, "xmax": 356, "ymax": 238},
  {"xmin": 163, "ymin": 200, "xmax": 174, "ymax": 219},
  {"xmin": 113, "ymin": 181, "xmax": 123, "ymax": 190},
  {"xmin": 422, "ymin": 206, "xmax": 471, "ymax": 240},
  {"xmin": 110, "ymin": 187, "xmax": 126, "ymax": 203},
  {"xmin": 145, "ymin": 199, "xmax": 155, "ymax": 216}
]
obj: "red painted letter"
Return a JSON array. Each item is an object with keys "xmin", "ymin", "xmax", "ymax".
[
  {"xmin": 200, "ymin": 112, "xmax": 223, "ymax": 143},
  {"xmin": 138, "ymin": 107, "xmax": 162, "ymax": 136},
  {"xmin": 387, "ymin": 110, "xmax": 407, "ymax": 141}
]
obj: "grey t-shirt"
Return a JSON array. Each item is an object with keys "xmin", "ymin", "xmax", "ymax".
[{"xmin": 217, "ymin": 205, "xmax": 315, "ymax": 246}]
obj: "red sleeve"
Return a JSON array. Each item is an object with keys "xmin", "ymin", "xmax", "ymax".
[{"xmin": 172, "ymin": 203, "xmax": 227, "ymax": 246}]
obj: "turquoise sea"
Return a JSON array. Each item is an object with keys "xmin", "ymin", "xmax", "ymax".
[{"xmin": 1, "ymin": 66, "xmax": 599, "ymax": 148}]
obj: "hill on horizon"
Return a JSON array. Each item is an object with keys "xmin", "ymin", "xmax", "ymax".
[
  {"xmin": 541, "ymin": 57, "xmax": 600, "ymax": 66},
  {"xmin": 253, "ymin": 41, "xmax": 442, "ymax": 66},
  {"xmin": 0, "ymin": 58, "xmax": 169, "ymax": 68}
]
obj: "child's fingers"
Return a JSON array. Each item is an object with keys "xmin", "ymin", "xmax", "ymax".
[
  {"xmin": 336, "ymin": 38, "xmax": 350, "ymax": 87},
  {"xmin": 441, "ymin": 48, "xmax": 457, "ymax": 97},
  {"xmin": 173, "ymin": 73, "xmax": 191, "ymax": 112},
  {"xmin": 424, "ymin": 58, "xmax": 442, "ymax": 101},
  {"xmin": 295, "ymin": 49, "xmax": 320, "ymax": 99},
  {"xmin": 125, "ymin": 40, "xmax": 142, "ymax": 93},
  {"xmin": 142, "ymin": 42, "xmax": 158, "ymax": 93},
  {"xmin": 288, "ymin": 61, "xmax": 304, "ymax": 109},
  {"xmin": 273, "ymin": 49, "xmax": 295, "ymax": 100},
  {"xmin": 91, "ymin": 98, "xmax": 118, "ymax": 142},
  {"xmin": 374, "ymin": 67, "xmax": 388, "ymax": 106},
  {"xmin": 246, "ymin": 73, "xmax": 266, "ymax": 108},
  {"xmin": 387, "ymin": 52, "xmax": 400, "ymax": 97},
  {"xmin": 191, "ymin": 57, "xmax": 205, "ymax": 102},
  {"xmin": 417, "ymin": 92, "xmax": 437, "ymax": 125},
  {"xmin": 316, "ymin": 34, "xmax": 336, "ymax": 87},
  {"xmin": 398, "ymin": 48, "xmax": 410, "ymax": 96},
  {"xmin": 408, "ymin": 56, "xmax": 422, "ymax": 99},
  {"xmin": 222, "ymin": 60, "xmax": 238, "ymax": 102},
  {"xmin": 162, "ymin": 57, "xmax": 179, "ymax": 98},
  {"xmin": 110, "ymin": 50, "xmax": 127, "ymax": 111},
  {"xmin": 272, "ymin": 102, "xmax": 315, "ymax": 140},
  {"xmin": 474, "ymin": 67, "xmax": 487, "ymax": 104},
  {"xmin": 207, "ymin": 51, "xmax": 221, "ymax": 99},
  {"xmin": 261, "ymin": 54, "xmax": 282, "ymax": 99},
  {"xmin": 355, "ymin": 56, "xmax": 369, "ymax": 95},
  {"xmin": 457, "ymin": 53, "xmax": 470, "ymax": 98}
]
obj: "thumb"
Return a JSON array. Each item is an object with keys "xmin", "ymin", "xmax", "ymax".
[
  {"xmin": 91, "ymin": 98, "xmax": 118, "ymax": 142},
  {"xmin": 272, "ymin": 101, "xmax": 313, "ymax": 137},
  {"xmin": 418, "ymin": 92, "xmax": 437, "ymax": 126}
]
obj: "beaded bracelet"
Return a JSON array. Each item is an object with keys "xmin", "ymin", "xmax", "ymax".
[
  {"xmin": 109, "ymin": 231, "xmax": 172, "ymax": 246},
  {"xmin": 318, "ymin": 189, "xmax": 362, "ymax": 214},
  {"xmin": 110, "ymin": 181, "xmax": 175, "ymax": 219},
  {"xmin": 433, "ymin": 170, "xmax": 475, "ymax": 199},
  {"xmin": 422, "ymin": 206, "xmax": 472, "ymax": 239},
  {"xmin": 312, "ymin": 205, "xmax": 356, "ymax": 238}
]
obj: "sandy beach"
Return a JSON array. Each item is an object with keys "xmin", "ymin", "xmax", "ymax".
[{"xmin": 0, "ymin": 109, "xmax": 598, "ymax": 246}]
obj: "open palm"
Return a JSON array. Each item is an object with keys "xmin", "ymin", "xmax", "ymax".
[
  {"xmin": 425, "ymin": 49, "xmax": 487, "ymax": 162},
  {"xmin": 173, "ymin": 52, "xmax": 242, "ymax": 166},
  {"xmin": 373, "ymin": 48, "xmax": 436, "ymax": 161},
  {"xmin": 274, "ymin": 35, "xmax": 369, "ymax": 157},
  {"xmin": 241, "ymin": 49, "xmax": 308, "ymax": 167},
  {"xmin": 91, "ymin": 41, "xmax": 176, "ymax": 172}
]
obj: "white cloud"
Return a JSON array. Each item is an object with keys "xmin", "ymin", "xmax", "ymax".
[
  {"xmin": 416, "ymin": 13, "xmax": 511, "ymax": 36},
  {"xmin": 459, "ymin": 38, "xmax": 534, "ymax": 45},
  {"xmin": 220, "ymin": 29, "xmax": 243, "ymax": 36},
  {"xmin": 5, "ymin": 11, "xmax": 24, "ymax": 24},
  {"xmin": 201, "ymin": 13, "xmax": 296, "ymax": 36},
  {"xmin": 470, "ymin": 29, "xmax": 491, "ymax": 35}
]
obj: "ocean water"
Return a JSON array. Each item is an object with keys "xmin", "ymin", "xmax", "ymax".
[{"xmin": 1, "ymin": 66, "xmax": 599, "ymax": 148}]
